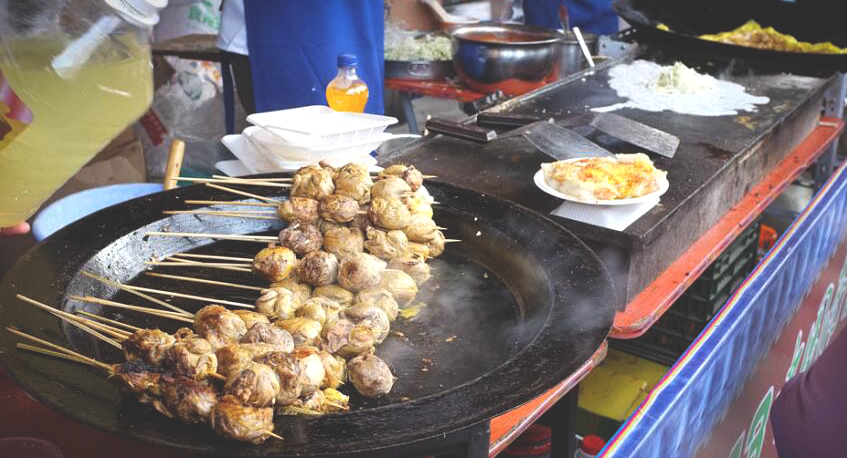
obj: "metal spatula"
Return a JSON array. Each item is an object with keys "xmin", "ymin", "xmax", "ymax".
[
  {"xmin": 562, "ymin": 113, "xmax": 680, "ymax": 158},
  {"xmin": 505, "ymin": 120, "xmax": 615, "ymax": 160}
]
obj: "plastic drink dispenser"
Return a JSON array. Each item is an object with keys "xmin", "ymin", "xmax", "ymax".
[
  {"xmin": 325, "ymin": 53, "xmax": 369, "ymax": 113},
  {"xmin": 0, "ymin": 0, "xmax": 166, "ymax": 226}
]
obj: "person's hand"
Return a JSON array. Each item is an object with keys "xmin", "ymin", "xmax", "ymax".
[{"xmin": 0, "ymin": 222, "xmax": 30, "ymax": 236}]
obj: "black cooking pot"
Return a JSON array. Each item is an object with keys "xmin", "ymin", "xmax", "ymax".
[{"xmin": 0, "ymin": 178, "xmax": 615, "ymax": 457}]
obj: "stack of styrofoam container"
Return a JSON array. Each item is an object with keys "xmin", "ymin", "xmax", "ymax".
[{"xmin": 220, "ymin": 106, "xmax": 400, "ymax": 174}]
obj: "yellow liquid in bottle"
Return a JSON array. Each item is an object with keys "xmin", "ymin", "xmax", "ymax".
[
  {"xmin": 0, "ymin": 35, "xmax": 152, "ymax": 226},
  {"xmin": 326, "ymin": 81, "xmax": 369, "ymax": 113}
]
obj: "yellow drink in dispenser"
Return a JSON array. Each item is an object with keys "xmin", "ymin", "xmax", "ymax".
[
  {"xmin": 0, "ymin": 35, "xmax": 152, "ymax": 226},
  {"xmin": 326, "ymin": 53, "xmax": 369, "ymax": 113}
]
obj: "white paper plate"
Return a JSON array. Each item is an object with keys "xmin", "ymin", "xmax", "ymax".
[
  {"xmin": 247, "ymin": 105, "xmax": 398, "ymax": 144},
  {"xmin": 533, "ymin": 168, "xmax": 669, "ymax": 206}
]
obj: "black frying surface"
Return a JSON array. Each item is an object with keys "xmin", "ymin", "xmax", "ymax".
[{"xmin": 0, "ymin": 179, "xmax": 615, "ymax": 457}]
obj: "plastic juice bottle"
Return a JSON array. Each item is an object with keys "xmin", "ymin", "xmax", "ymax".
[
  {"xmin": 325, "ymin": 53, "xmax": 369, "ymax": 113},
  {"xmin": 0, "ymin": 1, "xmax": 160, "ymax": 227}
]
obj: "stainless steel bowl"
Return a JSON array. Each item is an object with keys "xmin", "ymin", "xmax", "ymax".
[{"xmin": 451, "ymin": 23, "xmax": 563, "ymax": 95}]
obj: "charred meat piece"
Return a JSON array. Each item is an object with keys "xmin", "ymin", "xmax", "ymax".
[
  {"xmin": 241, "ymin": 322, "xmax": 294, "ymax": 353},
  {"xmin": 292, "ymin": 346, "xmax": 326, "ymax": 396},
  {"xmin": 319, "ymin": 194, "xmax": 359, "ymax": 223},
  {"xmin": 319, "ymin": 351, "xmax": 347, "ymax": 390},
  {"xmin": 344, "ymin": 304, "xmax": 391, "ymax": 343},
  {"xmin": 369, "ymin": 197, "xmax": 411, "ymax": 230},
  {"xmin": 334, "ymin": 163, "xmax": 373, "ymax": 205},
  {"xmin": 277, "ymin": 197, "xmax": 319, "ymax": 224},
  {"xmin": 252, "ymin": 245, "xmax": 297, "ymax": 283},
  {"xmin": 194, "ymin": 305, "xmax": 248, "ymax": 351},
  {"xmin": 338, "ymin": 252, "xmax": 385, "ymax": 292},
  {"xmin": 317, "ymin": 218, "xmax": 345, "ymax": 235},
  {"xmin": 348, "ymin": 354, "xmax": 394, "ymax": 398},
  {"xmin": 379, "ymin": 269, "xmax": 419, "ymax": 306},
  {"xmin": 123, "ymin": 329, "xmax": 176, "ymax": 365},
  {"xmin": 296, "ymin": 296, "xmax": 343, "ymax": 326},
  {"xmin": 269, "ymin": 277, "xmax": 312, "ymax": 307},
  {"xmin": 356, "ymin": 288, "xmax": 400, "ymax": 321},
  {"xmin": 312, "ymin": 284, "xmax": 354, "ymax": 307},
  {"xmin": 426, "ymin": 230, "xmax": 446, "ymax": 258},
  {"xmin": 255, "ymin": 287, "xmax": 297, "ymax": 320},
  {"xmin": 278, "ymin": 222, "xmax": 323, "ymax": 256},
  {"xmin": 211, "ymin": 395, "xmax": 276, "ymax": 444},
  {"xmin": 363, "ymin": 227, "xmax": 409, "ymax": 260},
  {"xmin": 379, "ymin": 164, "xmax": 424, "ymax": 192},
  {"xmin": 298, "ymin": 250, "xmax": 339, "ymax": 287},
  {"xmin": 323, "ymin": 227, "xmax": 364, "ymax": 259},
  {"xmin": 350, "ymin": 207, "xmax": 375, "ymax": 232},
  {"xmin": 256, "ymin": 351, "xmax": 302, "ymax": 406},
  {"xmin": 371, "ymin": 176, "xmax": 412, "ymax": 200},
  {"xmin": 164, "ymin": 331, "xmax": 218, "ymax": 380},
  {"xmin": 231, "ymin": 310, "xmax": 270, "ymax": 330},
  {"xmin": 324, "ymin": 318, "xmax": 376, "ymax": 358},
  {"xmin": 225, "ymin": 361, "xmax": 281, "ymax": 407},
  {"xmin": 387, "ymin": 255, "xmax": 431, "ymax": 285},
  {"xmin": 156, "ymin": 375, "xmax": 218, "ymax": 424},
  {"xmin": 275, "ymin": 317, "xmax": 323, "ymax": 347},
  {"xmin": 403, "ymin": 213, "xmax": 439, "ymax": 243},
  {"xmin": 216, "ymin": 342, "xmax": 281, "ymax": 378},
  {"xmin": 291, "ymin": 165, "xmax": 335, "ymax": 200},
  {"xmin": 112, "ymin": 360, "xmax": 168, "ymax": 403}
]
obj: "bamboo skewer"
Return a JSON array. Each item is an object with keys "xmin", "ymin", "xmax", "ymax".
[
  {"xmin": 16, "ymin": 294, "xmax": 126, "ymax": 348},
  {"xmin": 78, "ymin": 311, "xmax": 142, "ymax": 332},
  {"xmin": 206, "ymin": 183, "xmax": 282, "ymax": 204},
  {"xmin": 146, "ymin": 272, "xmax": 265, "ymax": 292},
  {"xmin": 184, "ymin": 200, "xmax": 277, "ymax": 207},
  {"xmin": 17, "ymin": 343, "xmax": 102, "ymax": 367},
  {"xmin": 146, "ymin": 231, "xmax": 278, "ymax": 243},
  {"xmin": 213, "ymin": 175, "xmax": 292, "ymax": 183},
  {"xmin": 177, "ymin": 177, "xmax": 291, "ymax": 188},
  {"xmin": 169, "ymin": 253, "xmax": 254, "ymax": 262},
  {"xmin": 6, "ymin": 327, "xmax": 113, "ymax": 371},
  {"xmin": 147, "ymin": 260, "xmax": 252, "ymax": 273},
  {"xmin": 70, "ymin": 295, "xmax": 196, "ymax": 323},
  {"xmin": 100, "ymin": 284, "xmax": 255, "ymax": 309},
  {"xmin": 169, "ymin": 209, "xmax": 277, "ymax": 215},
  {"xmin": 147, "ymin": 261, "xmax": 251, "ymax": 268},
  {"xmin": 163, "ymin": 210, "xmax": 280, "ymax": 220},
  {"xmin": 444, "ymin": 239, "xmax": 461, "ymax": 243},
  {"xmin": 82, "ymin": 271, "xmax": 193, "ymax": 317}
]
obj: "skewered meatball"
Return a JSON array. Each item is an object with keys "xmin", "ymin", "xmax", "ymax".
[
  {"xmin": 369, "ymin": 197, "xmax": 411, "ymax": 230},
  {"xmin": 232, "ymin": 310, "xmax": 271, "ymax": 330},
  {"xmin": 241, "ymin": 323, "xmax": 294, "ymax": 352},
  {"xmin": 426, "ymin": 230, "xmax": 446, "ymax": 257},
  {"xmin": 211, "ymin": 395, "xmax": 275, "ymax": 444},
  {"xmin": 407, "ymin": 242, "xmax": 430, "ymax": 259},
  {"xmin": 252, "ymin": 245, "xmax": 297, "ymax": 283},
  {"xmin": 216, "ymin": 342, "xmax": 280, "ymax": 378},
  {"xmin": 371, "ymin": 176, "xmax": 412, "ymax": 200},
  {"xmin": 379, "ymin": 270, "xmax": 419, "ymax": 306},
  {"xmin": 275, "ymin": 317, "xmax": 323, "ymax": 347},
  {"xmin": 338, "ymin": 252, "xmax": 385, "ymax": 292},
  {"xmin": 317, "ymin": 218, "xmax": 345, "ymax": 235},
  {"xmin": 255, "ymin": 352, "xmax": 302, "ymax": 406},
  {"xmin": 292, "ymin": 165, "xmax": 335, "ymax": 200},
  {"xmin": 278, "ymin": 222, "xmax": 323, "ymax": 255},
  {"xmin": 364, "ymin": 227, "xmax": 409, "ymax": 260},
  {"xmin": 319, "ymin": 351, "xmax": 347, "ymax": 390},
  {"xmin": 322, "ymin": 387, "xmax": 351, "ymax": 412},
  {"xmin": 403, "ymin": 194, "xmax": 433, "ymax": 218},
  {"xmin": 112, "ymin": 361, "xmax": 167, "ymax": 403},
  {"xmin": 155, "ymin": 375, "xmax": 218, "ymax": 424},
  {"xmin": 319, "ymin": 194, "xmax": 359, "ymax": 223},
  {"xmin": 403, "ymin": 214, "xmax": 439, "ymax": 243},
  {"xmin": 388, "ymin": 255, "xmax": 432, "ymax": 285},
  {"xmin": 299, "ymin": 250, "xmax": 339, "ymax": 287},
  {"xmin": 334, "ymin": 163, "xmax": 373, "ymax": 205},
  {"xmin": 350, "ymin": 208, "xmax": 375, "ymax": 232},
  {"xmin": 292, "ymin": 346, "xmax": 326, "ymax": 396},
  {"xmin": 255, "ymin": 287, "xmax": 297, "ymax": 320},
  {"xmin": 348, "ymin": 354, "xmax": 394, "ymax": 398},
  {"xmin": 344, "ymin": 304, "xmax": 391, "ymax": 343},
  {"xmin": 194, "ymin": 305, "xmax": 247, "ymax": 351},
  {"xmin": 379, "ymin": 164, "xmax": 424, "ymax": 192},
  {"xmin": 164, "ymin": 330, "xmax": 218, "ymax": 380},
  {"xmin": 324, "ymin": 318, "xmax": 376, "ymax": 358},
  {"xmin": 270, "ymin": 277, "xmax": 312, "ymax": 307},
  {"xmin": 312, "ymin": 284, "xmax": 354, "ymax": 307},
  {"xmin": 123, "ymin": 329, "xmax": 176, "ymax": 365},
  {"xmin": 356, "ymin": 288, "xmax": 400, "ymax": 321},
  {"xmin": 323, "ymin": 227, "xmax": 364, "ymax": 259},
  {"xmin": 225, "ymin": 361, "xmax": 281, "ymax": 407},
  {"xmin": 296, "ymin": 297, "xmax": 343, "ymax": 325},
  {"xmin": 277, "ymin": 197, "xmax": 319, "ymax": 224}
]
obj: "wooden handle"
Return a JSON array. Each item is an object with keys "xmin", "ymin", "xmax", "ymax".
[
  {"xmin": 426, "ymin": 118, "xmax": 497, "ymax": 143},
  {"xmin": 419, "ymin": 0, "xmax": 453, "ymax": 24},
  {"xmin": 163, "ymin": 139, "xmax": 185, "ymax": 190}
]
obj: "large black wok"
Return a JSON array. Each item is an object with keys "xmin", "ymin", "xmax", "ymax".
[
  {"xmin": 614, "ymin": 0, "xmax": 847, "ymax": 71},
  {"xmin": 0, "ymin": 179, "xmax": 615, "ymax": 457}
]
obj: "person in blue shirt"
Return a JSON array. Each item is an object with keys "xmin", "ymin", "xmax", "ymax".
[{"xmin": 523, "ymin": 0, "xmax": 618, "ymax": 35}]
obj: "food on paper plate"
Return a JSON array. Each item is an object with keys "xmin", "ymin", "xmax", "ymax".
[{"xmin": 540, "ymin": 153, "xmax": 668, "ymax": 201}]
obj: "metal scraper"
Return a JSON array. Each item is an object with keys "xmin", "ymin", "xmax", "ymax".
[
  {"xmin": 563, "ymin": 113, "xmax": 680, "ymax": 158},
  {"xmin": 509, "ymin": 121, "xmax": 615, "ymax": 160}
]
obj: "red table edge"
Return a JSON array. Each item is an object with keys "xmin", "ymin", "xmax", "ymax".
[
  {"xmin": 611, "ymin": 118, "xmax": 844, "ymax": 338},
  {"xmin": 384, "ymin": 78, "xmax": 485, "ymax": 103},
  {"xmin": 487, "ymin": 341, "xmax": 608, "ymax": 456}
]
